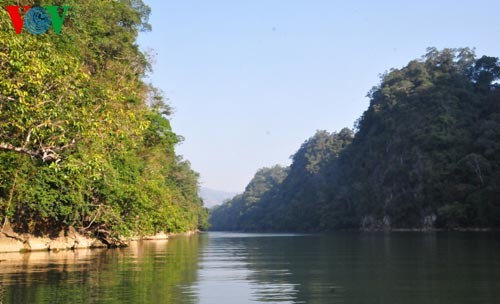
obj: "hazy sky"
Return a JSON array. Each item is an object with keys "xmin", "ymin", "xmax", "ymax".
[{"xmin": 138, "ymin": 0, "xmax": 500, "ymax": 193}]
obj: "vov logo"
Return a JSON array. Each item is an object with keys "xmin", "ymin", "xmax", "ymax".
[{"xmin": 6, "ymin": 5, "xmax": 70, "ymax": 35}]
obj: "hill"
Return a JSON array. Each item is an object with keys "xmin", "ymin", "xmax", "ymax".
[{"xmin": 210, "ymin": 48, "xmax": 500, "ymax": 231}]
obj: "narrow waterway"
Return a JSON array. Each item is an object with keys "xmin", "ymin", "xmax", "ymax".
[{"xmin": 0, "ymin": 232, "xmax": 499, "ymax": 303}]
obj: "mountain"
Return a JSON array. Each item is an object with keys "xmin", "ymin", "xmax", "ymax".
[
  {"xmin": 210, "ymin": 48, "xmax": 500, "ymax": 232},
  {"xmin": 200, "ymin": 187, "xmax": 238, "ymax": 208}
]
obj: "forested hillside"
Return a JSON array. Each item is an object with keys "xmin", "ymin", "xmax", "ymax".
[
  {"xmin": 210, "ymin": 48, "xmax": 500, "ymax": 231},
  {"xmin": 0, "ymin": 0, "xmax": 208, "ymax": 238}
]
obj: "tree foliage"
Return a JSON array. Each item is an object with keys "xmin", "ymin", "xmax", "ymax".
[
  {"xmin": 0, "ymin": 0, "xmax": 207, "ymax": 237},
  {"xmin": 210, "ymin": 129, "xmax": 354, "ymax": 231},
  {"xmin": 210, "ymin": 48, "xmax": 500, "ymax": 231}
]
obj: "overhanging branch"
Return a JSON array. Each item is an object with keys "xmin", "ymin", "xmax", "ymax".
[{"xmin": 0, "ymin": 139, "xmax": 76, "ymax": 162}]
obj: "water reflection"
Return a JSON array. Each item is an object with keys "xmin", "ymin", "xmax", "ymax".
[
  {"xmin": 0, "ymin": 232, "xmax": 500, "ymax": 303},
  {"xmin": 0, "ymin": 237, "xmax": 201, "ymax": 304},
  {"xmin": 188, "ymin": 233, "xmax": 327, "ymax": 304},
  {"xmin": 188, "ymin": 232, "xmax": 500, "ymax": 304}
]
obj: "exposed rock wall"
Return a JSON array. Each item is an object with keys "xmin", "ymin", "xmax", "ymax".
[
  {"xmin": 0, "ymin": 223, "xmax": 199, "ymax": 254},
  {"xmin": 0, "ymin": 224, "xmax": 107, "ymax": 253}
]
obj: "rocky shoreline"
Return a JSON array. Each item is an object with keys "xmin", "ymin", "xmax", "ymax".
[{"xmin": 0, "ymin": 223, "xmax": 199, "ymax": 254}]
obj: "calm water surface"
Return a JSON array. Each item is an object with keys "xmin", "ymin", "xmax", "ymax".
[{"xmin": 0, "ymin": 232, "xmax": 499, "ymax": 303}]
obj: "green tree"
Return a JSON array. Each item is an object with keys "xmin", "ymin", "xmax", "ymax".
[
  {"xmin": 210, "ymin": 48, "xmax": 500, "ymax": 232},
  {"xmin": 0, "ymin": 0, "xmax": 206, "ymax": 238}
]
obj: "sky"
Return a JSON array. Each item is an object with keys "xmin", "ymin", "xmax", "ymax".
[{"xmin": 138, "ymin": 0, "xmax": 500, "ymax": 193}]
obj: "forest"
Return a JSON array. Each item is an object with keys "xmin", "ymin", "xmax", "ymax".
[
  {"xmin": 2, "ymin": 1, "xmax": 499, "ymax": 237},
  {"xmin": 210, "ymin": 48, "xmax": 500, "ymax": 231},
  {"xmin": 0, "ymin": 0, "xmax": 208, "ymax": 239}
]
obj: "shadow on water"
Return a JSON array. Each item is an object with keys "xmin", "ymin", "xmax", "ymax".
[
  {"xmin": 1, "ymin": 232, "xmax": 500, "ymax": 303},
  {"xmin": 0, "ymin": 236, "xmax": 203, "ymax": 304},
  {"xmin": 195, "ymin": 232, "xmax": 500, "ymax": 304}
]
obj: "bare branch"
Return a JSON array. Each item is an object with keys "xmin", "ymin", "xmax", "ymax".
[
  {"xmin": 0, "ymin": 139, "xmax": 77, "ymax": 162},
  {"xmin": 0, "ymin": 142, "xmax": 39, "ymax": 158}
]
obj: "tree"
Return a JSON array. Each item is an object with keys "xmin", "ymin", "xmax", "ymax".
[
  {"xmin": 0, "ymin": 0, "xmax": 206, "ymax": 237},
  {"xmin": 210, "ymin": 48, "xmax": 500, "ymax": 231}
]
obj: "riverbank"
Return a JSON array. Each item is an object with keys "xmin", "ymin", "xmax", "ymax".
[{"xmin": 0, "ymin": 222, "xmax": 199, "ymax": 254}]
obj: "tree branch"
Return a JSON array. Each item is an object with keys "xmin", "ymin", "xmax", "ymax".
[
  {"xmin": 0, "ymin": 142, "xmax": 39, "ymax": 158},
  {"xmin": 0, "ymin": 139, "xmax": 77, "ymax": 162}
]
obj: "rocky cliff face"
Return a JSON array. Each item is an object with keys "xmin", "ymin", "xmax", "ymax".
[
  {"xmin": 0, "ymin": 223, "xmax": 107, "ymax": 253},
  {"xmin": 0, "ymin": 221, "xmax": 199, "ymax": 254}
]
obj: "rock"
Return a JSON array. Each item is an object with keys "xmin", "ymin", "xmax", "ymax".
[
  {"xmin": 167, "ymin": 230, "xmax": 199, "ymax": 238},
  {"xmin": 49, "ymin": 239, "xmax": 74, "ymax": 251},
  {"xmin": 422, "ymin": 213, "xmax": 437, "ymax": 230},
  {"xmin": 89, "ymin": 239, "xmax": 107, "ymax": 248},
  {"xmin": 100, "ymin": 237, "xmax": 127, "ymax": 248},
  {"xmin": 26, "ymin": 237, "xmax": 51, "ymax": 251},
  {"xmin": 382, "ymin": 215, "xmax": 392, "ymax": 230},
  {"xmin": 362, "ymin": 215, "xmax": 392, "ymax": 231},
  {"xmin": 141, "ymin": 231, "xmax": 169, "ymax": 240},
  {"xmin": 74, "ymin": 234, "xmax": 92, "ymax": 249},
  {"xmin": 0, "ymin": 225, "xmax": 112, "ymax": 253},
  {"xmin": 0, "ymin": 236, "xmax": 25, "ymax": 253},
  {"xmin": 1, "ymin": 221, "xmax": 25, "ymax": 243}
]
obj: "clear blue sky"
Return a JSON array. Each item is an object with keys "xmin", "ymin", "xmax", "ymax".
[{"xmin": 138, "ymin": 0, "xmax": 500, "ymax": 193}]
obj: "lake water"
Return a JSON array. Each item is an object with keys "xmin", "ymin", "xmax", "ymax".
[{"xmin": 0, "ymin": 232, "xmax": 499, "ymax": 303}]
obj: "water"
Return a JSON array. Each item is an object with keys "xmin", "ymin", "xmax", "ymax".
[{"xmin": 0, "ymin": 232, "xmax": 499, "ymax": 303}]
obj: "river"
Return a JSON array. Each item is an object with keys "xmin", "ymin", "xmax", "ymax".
[{"xmin": 0, "ymin": 232, "xmax": 499, "ymax": 303}]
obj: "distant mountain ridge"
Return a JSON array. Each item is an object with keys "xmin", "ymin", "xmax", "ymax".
[{"xmin": 200, "ymin": 187, "xmax": 237, "ymax": 208}]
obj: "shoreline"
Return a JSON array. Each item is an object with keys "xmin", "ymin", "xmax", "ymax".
[
  {"xmin": 0, "ymin": 225, "xmax": 200, "ymax": 254},
  {"xmin": 2, "ymin": 227, "xmax": 496, "ymax": 254},
  {"xmin": 209, "ymin": 227, "xmax": 499, "ymax": 233}
]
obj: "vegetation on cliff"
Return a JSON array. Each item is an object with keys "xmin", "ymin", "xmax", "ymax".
[
  {"xmin": 210, "ymin": 48, "xmax": 500, "ymax": 231},
  {"xmin": 0, "ymin": 0, "xmax": 208, "ymax": 238}
]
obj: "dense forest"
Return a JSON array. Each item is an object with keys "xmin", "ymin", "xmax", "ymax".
[
  {"xmin": 0, "ymin": 0, "xmax": 208, "ymax": 238},
  {"xmin": 210, "ymin": 48, "xmax": 500, "ymax": 231}
]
